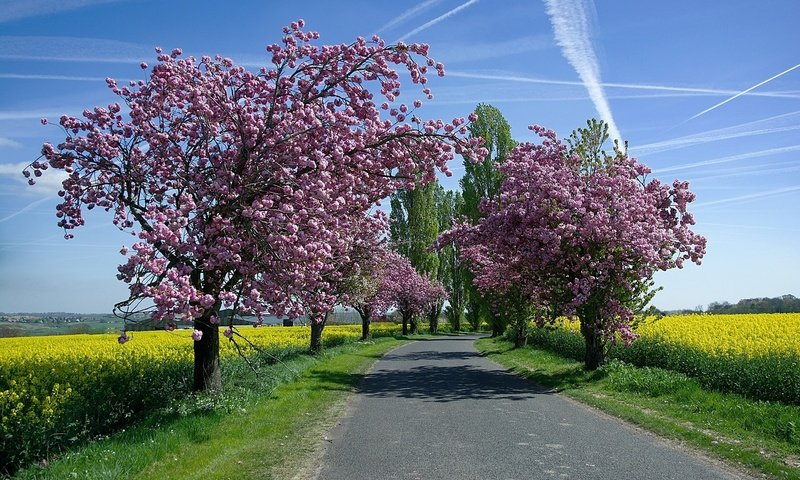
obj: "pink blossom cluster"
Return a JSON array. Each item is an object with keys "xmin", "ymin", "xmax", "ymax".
[
  {"xmin": 377, "ymin": 251, "xmax": 447, "ymax": 318},
  {"xmin": 441, "ymin": 125, "xmax": 706, "ymax": 343},
  {"xmin": 26, "ymin": 21, "xmax": 485, "ymax": 336}
]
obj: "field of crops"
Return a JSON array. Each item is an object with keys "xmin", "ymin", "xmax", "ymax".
[
  {"xmin": 0, "ymin": 323, "xmax": 400, "ymax": 474},
  {"xmin": 528, "ymin": 313, "xmax": 800, "ymax": 404}
]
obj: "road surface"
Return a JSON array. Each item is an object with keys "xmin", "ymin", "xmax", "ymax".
[{"xmin": 314, "ymin": 335, "xmax": 751, "ymax": 480}]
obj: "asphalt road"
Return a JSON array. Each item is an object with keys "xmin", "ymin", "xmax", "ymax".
[{"xmin": 314, "ymin": 335, "xmax": 752, "ymax": 480}]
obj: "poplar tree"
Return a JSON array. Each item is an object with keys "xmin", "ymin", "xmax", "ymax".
[{"xmin": 459, "ymin": 103, "xmax": 516, "ymax": 335}]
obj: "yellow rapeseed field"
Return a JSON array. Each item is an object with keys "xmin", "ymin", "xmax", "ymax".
[
  {"xmin": 532, "ymin": 313, "xmax": 800, "ymax": 403},
  {"xmin": 545, "ymin": 313, "xmax": 800, "ymax": 358},
  {"xmin": 634, "ymin": 313, "xmax": 800, "ymax": 358},
  {"xmin": 0, "ymin": 322, "xmax": 400, "ymax": 470}
]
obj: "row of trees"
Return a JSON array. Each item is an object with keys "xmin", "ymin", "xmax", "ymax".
[
  {"xmin": 707, "ymin": 294, "xmax": 800, "ymax": 314},
  {"xmin": 29, "ymin": 21, "xmax": 706, "ymax": 392}
]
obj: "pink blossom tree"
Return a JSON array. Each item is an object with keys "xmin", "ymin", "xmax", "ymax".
[
  {"xmin": 26, "ymin": 21, "xmax": 483, "ymax": 391},
  {"xmin": 379, "ymin": 252, "xmax": 447, "ymax": 335},
  {"xmin": 441, "ymin": 122, "xmax": 706, "ymax": 369}
]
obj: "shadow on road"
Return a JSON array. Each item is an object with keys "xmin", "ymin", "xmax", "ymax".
[
  {"xmin": 358, "ymin": 363, "xmax": 550, "ymax": 403},
  {"xmin": 381, "ymin": 350, "xmax": 482, "ymax": 362}
]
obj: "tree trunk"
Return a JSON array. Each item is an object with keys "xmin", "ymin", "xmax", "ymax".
[
  {"xmin": 361, "ymin": 314, "xmax": 371, "ymax": 340},
  {"xmin": 410, "ymin": 315, "xmax": 419, "ymax": 335},
  {"xmin": 580, "ymin": 320, "xmax": 605, "ymax": 370},
  {"xmin": 193, "ymin": 311, "xmax": 222, "ymax": 392},
  {"xmin": 402, "ymin": 311, "xmax": 410, "ymax": 335},
  {"xmin": 310, "ymin": 313, "xmax": 327, "ymax": 354},
  {"xmin": 514, "ymin": 323, "xmax": 528, "ymax": 348},
  {"xmin": 452, "ymin": 311, "xmax": 462, "ymax": 332}
]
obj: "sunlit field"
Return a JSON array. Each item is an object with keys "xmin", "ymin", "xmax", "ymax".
[
  {"xmin": 528, "ymin": 313, "xmax": 800, "ymax": 403},
  {"xmin": 0, "ymin": 323, "xmax": 400, "ymax": 472}
]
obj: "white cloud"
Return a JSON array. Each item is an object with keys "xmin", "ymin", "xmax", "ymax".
[
  {"xmin": 0, "ymin": 161, "xmax": 67, "ymax": 196},
  {"xmin": 0, "ymin": 137, "xmax": 22, "ymax": 148},
  {"xmin": 1, "ymin": 0, "xmax": 124, "ymax": 24},
  {"xmin": 0, "ymin": 36, "xmax": 151, "ymax": 63},
  {"xmin": 0, "ymin": 73, "xmax": 110, "ymax": 82}
]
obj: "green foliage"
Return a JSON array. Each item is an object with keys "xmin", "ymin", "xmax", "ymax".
[
  {"xmin": 707, "ymin": 294, "xmax": 800, "ymax": 314},
  {"xmin": 459, "ymin": 104, "xmax": 516, "ymax": 333},
  {"xmin": 460, "ymin": 103, "xmax": 515, "ymax": 223},
  {"xmin": 438, "ymin": 189, "xmax": 467, "ymax": 332},
  {"xmin": 389, "ymin": 182, "xmax": 439, "ymax": 279}
]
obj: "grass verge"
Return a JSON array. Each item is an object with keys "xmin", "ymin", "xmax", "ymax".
[
  {"xmin": 476, "ymin": 337, "xmax": 800, "ymax": 480},
  {"xmin": 12, "ymin": 337, "xmax": 406, "ymax": 480}
]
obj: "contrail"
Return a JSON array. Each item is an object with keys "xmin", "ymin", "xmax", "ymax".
[
  {"xmin": 396, "ymin": 0, "xmax": 480, "ymax": 42},
  {"xmin": 0, "ymin": 197, "xmax": 53, "ymax": 223},
  {"xmin": 692, "ymin": 185, "xmax": 800, "ymax": 208},
  {"xmin": 685, "ymin": 63, "xmax": 800, "ymax": 122},
  {"xmin": 445, "ymin": 71, "xmax": 800, "ymax": 99},
  {"xmin": 543, "ymin": 0, "xmax": 622, "ymax": 143},
  {"xmin": 653, "ymin": 144, "xmax": 800, "ymax": 174},
  {"xmin": 690, "ymin": 164, "xmax": 800, "ymax": 183},
  {"xmin": 378, "ymin": 0, "xmax": 443, "ymax": 33},
  {"xmin": 633, "ymin": 110, "xmax": 800, "ymax": 156}
]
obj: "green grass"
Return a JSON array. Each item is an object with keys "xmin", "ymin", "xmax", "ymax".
[
  {"xmin": 11, "ymin": 337, "xmax": 406, "ymax": 480},
  {"xmin": 476, "ymin": 337, "xmax": 800, "ymax": 480}
]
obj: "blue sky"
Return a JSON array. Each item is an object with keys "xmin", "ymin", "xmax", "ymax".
[{"xmin": 0, "ymin": 0, "xmax": 798, "ymax": 313}]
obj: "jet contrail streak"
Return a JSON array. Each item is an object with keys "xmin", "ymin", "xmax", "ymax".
[
  {"xmin": 397, "ymin": 0, "xmax": 479, "ymax": 42},
  {"xmin": 653, "ymin": 144, "xmax": 800, "ymax": 174},
  {"xmin": 686, "ymin": 63, "xmax": 800, "ymax": 121},
  {"xmin": 692, "ymin": 185, "xmax": 800, "ymax": 208},
  {"xmin": 544, "ymin": 0, "xmax": 622, "ymax": 142},
  {"xmin": 445, "ymin": 71, "xmax": 800, "ymax": 99},
  {"xmin": 0, "ymin": 197, "xmax": 53, "ymax": 223}
]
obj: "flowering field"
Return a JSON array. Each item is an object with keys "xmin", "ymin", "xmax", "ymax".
[
  {"xmin": 0, "ymin": 323, "xmax": 399, "ymax": 474},
  {"xmin": 528, "ymin": 313, "xmax": 800, "ymax": 403}
]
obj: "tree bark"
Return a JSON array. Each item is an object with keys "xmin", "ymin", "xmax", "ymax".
[
  {"xmin": 410, "ymin": 314, "xmax": 419, "ymax": 335},
  {"xmin": 514, "ymin": 323, "xmax": 528, "ymax": 348},
  {"xmin": 193, "ymin": 310, "xmax": 222, "ymax": 392},
  {"xmin": 580, "ymin": 320, "xmax": 605, "ymax": 370},
  {"xmin": 310, "ymin": 313, "xmax": 328, "ymax": 354},
  {"xmin": 360, "ymin": 314, "xmax": 371, "ymax": 340},
  {"xmin": 402, "ymin": 311, "xmax": 410, "ymax": 335}
]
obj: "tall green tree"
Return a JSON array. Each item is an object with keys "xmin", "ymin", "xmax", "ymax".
[
  {"xmin": 441, "ymin": 190, "xmax": 467, "ymax": 331},
  {"xmin": 459, "ymin": 103, "xmax": 516, "ymax": 335},
  {"xmin": 389, "ymin": 181, "xmax": 440, "ymax": 334}
]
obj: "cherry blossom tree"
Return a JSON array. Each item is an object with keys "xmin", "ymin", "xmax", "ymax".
[
  {"xmin": 379, "ymin": 252, "xmax": 447, "ymax": 335},
  {"xmin": 441, "ymin": 122, "xmax": 706, "ymax": 369},
  {"xmin": 324, "ymin": 213, "xmax": 393, "ymax": 343},
  {"xmin": 26, "ymin": 21, "xmax": 483, "ymax": 391}
]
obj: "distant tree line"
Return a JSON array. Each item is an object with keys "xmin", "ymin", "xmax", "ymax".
[{"xmin": 706, "ymin": 294, "xmax": 800, "ymax": 314}]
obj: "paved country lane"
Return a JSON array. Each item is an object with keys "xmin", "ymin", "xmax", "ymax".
[{"xmin": 314, "ymin": 335, "xmax": 753, "ymax": 480}]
